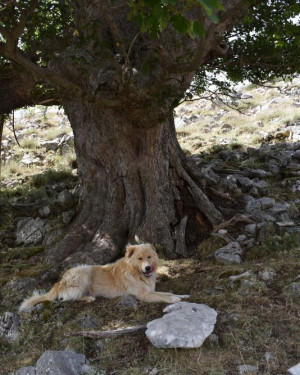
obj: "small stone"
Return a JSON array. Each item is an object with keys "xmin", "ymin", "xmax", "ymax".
[
  {"xmin": 245, "ymin": 224, "xmax": 257, "ymax": 236},
  {"xmin": 149, "ymin": 368, "xmax": 159, "ymax": 375},
  {"xmin": 257, "ymin": 197, "xmax": 275, "ymax": 209},
  {"xmin": 258, "ymin": 269, "xmax": 276, "ymax": 281},
  {"xmin": 207, "ymin": 333, "xmax": 219, "ymax": 346},
  {"xmin": 0, "ymin": 312, "xmax": 20, "ymax": 342},
  {"xmin": 241, "ymin": 93, "xmax": 253, "ymax": 99},
  {"xmin": 236, "ymin": 234, "xmax": 247, "ymax": 243},
  {"xmin": 62, "ymin": 210, "xmax": 75, "ymax": 225},
  {"xmin": 237, "ymin": 364, "xmax": 258, "ymax": 374},
  {"xmin": 117, "ymin": 294, "xmax": 139, "ymax": 308},
  {"xmin": 16, "ymin": 217, "xmax": 45, "ymax": 246},
  {"xmin": 276, "ymin": 221, "xmax": 296, "ymax": 227},
  {"xmin": 95, "ymin": 340, "xmax": 105, "ymax": 353},
  {"xmin": 40, "ymin": 139, "xmax": 61, "ymax": 150},
  {"xmin": 57, "ymin": 189, "xmax": 73, "ymax": 205},
  {"xmin": 229, "ymin": 271, "xmax": 252, "ymax": 284},
  {"xmin": 283, "ymin": 282, "xmax": 300, "ymax": 298},
  {"xmin": 288, "ymin": 363, "xmax": 300, "ymax": 375},
  {"xmin": 38, "ymin": 206, "xmax": 51, "ymax": 217},
  {"xmin": 215, "ymin": 242, "xmax": 243, "ymax": 265}
]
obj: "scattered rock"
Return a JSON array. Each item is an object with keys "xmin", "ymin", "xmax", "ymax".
[
  {"xmin": 16, "ymin": 217, "xmax": 46, "ymax": 246},
  {"xmin": 241, "ymin": 93, "xmax": 253, "ymax": 100},
  {"xmin": 38, "ymin": 206, "xmax": 51, "ymax": 218},
  {"xmin": 62, "ymin": 210, "xmax": 75, "ymax": 225},
  {"xmin": 215, "ymin": 242, "xmax": 243, "ymax": 264},
  {"xmin": 7, "ymin": 277, "xmax": 38, "ymax": 292},
  {"xmin": 283, "ymin": 282, "xmax": 300, "ymax": 299},
  {"xmin": 0, "ymin": 312, "xmax": 20, "ymax": 342},
  {"xmin": 117, "ymin": 294, "xmax": 139, "ymax": 308},
  {"xmin": 40, "ymin": 139, "xmax": 61, "ymax": 151},
  {"xmin": 77, "ymin": 314, "xmax": 98, "ymax": 330},
  {"xmin": 237, "ymin": 364, "xmax": 258, "ymax": 374},
  {"xmin": 146, "ymin": 302, "xmax": 217, "ymax": 348},
  {"xmin": 57, "ymin": 189, "xmax": 73, "ymax": 205},
  {"xmin": 258, "ymin": 269, "xmax": 276, "ymax": 281},
  {"xmin": 16, "ymin": 350, "xmax": 92, "ymax": 375}
]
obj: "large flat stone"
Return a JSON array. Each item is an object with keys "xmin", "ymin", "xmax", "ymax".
[{"xmin": 146, "ymin": 302, "xmax": 217, "ymax": 348}]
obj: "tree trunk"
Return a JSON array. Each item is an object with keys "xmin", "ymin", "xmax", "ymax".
[{"xmin": 46, "ymin": 100, "xmax": 223, "ymax": 265}]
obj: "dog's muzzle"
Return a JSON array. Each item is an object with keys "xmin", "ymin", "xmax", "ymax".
[{"xmin": 143, "ymin": 265, "xmax": 155, "ymax": 277}]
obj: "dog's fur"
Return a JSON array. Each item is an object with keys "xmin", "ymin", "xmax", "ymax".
[{"xmin": 19, "ymin": 243, "xmax": 189, "ymax": 311}]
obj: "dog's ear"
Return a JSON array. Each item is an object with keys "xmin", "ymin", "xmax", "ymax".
[
  {"xmin": 150, "ymin": 244, "xmax": 157, "ymax": 254},
  {"xmin": 125, "ymin": 245, "xmax": 136, "ymax": 258}
]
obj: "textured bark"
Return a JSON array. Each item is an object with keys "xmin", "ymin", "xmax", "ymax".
[
  {"xmin": 46, "ymin": 102, "xmax": 223, "ymax": 264},
  {"xmin": 0, "ymin": 0, "xmax": 250, "ymax": 264}
]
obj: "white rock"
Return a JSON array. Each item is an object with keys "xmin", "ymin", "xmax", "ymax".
[
  {"xmin": 288, "ymin": 363, "xmax": 300, "ymax": 375},
  {"xmin": 146, "ymin": 302, "xmax": 217, "ymax": 348},
  {"xmin": 238, "ymin": 364, "xmax": 258, "ymax": 374},
  {"xmin": 215, "ymin": 242, "xmax": 243, "ymax": 265},
  {"xmin": 241, "ymin": 93, "xmax": 253, "ymax": 99},
  {"xmin": 16, "ymin": 217, "xmax": 45, "ymax": 245}
]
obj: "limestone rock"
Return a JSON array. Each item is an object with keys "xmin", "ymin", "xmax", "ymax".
[
  {"xmin": 57, "ymin": 189, "xmax": 73, "ymax": 205},
  {"xmin": 38, "ymin": 205, "xmax": 51, "ymax": 218},
  {"xmin": 16, "ymin": 350, "xmax": 92, "ymax": 375},
  {"xmin": 146, "ymin": 302, "xmax": 217, "ymax": 348},
  {"xmin": 16, "ymin": 217, "xmax": 46, "ymax": 246},
  {"xmin": 0, "ymin": 312, "xmax": 20, "ymax": 342},
  {"xmin": 40, "ymin": 139, "xmax": 61, "ymax": 151},
  {"xmin": 238, "ymin": 364, "xmax": 258, "ymax": 374},
  {"xmin": 288, "ymin": 363, "xmax": 300, "ymax": 375},
  {"xmin": 215, "ymin": 242, "xmax": 243, "ymax": 264},
  {"xmin": 118, "ymin": 294, "xmax": 139, "ymax": 308}
]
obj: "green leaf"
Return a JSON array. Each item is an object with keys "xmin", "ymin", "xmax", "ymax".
[
  {"xmin": 197, "ymin": 0, "xmax": 225, "ymax": 12},
  {"xmin": 171, "ymin": 14, "xmax": 190, "ymax": 34},
  {"xmin": 209, "ymin": 13, "xmax": 219, "ymax": 23},
  {"xmin": 192, "ymin": 21, "xmax": 205, "ymax": 36}
]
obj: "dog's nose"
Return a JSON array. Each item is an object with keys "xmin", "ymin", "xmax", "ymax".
[{"xmin": 145, "ymin": 266, "xmax": 151, "ymax": 272}]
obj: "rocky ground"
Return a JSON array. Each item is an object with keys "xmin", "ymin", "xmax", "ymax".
[{"xmin": 0, "ymin": 78, "xmax": 299, "ymax": 374}]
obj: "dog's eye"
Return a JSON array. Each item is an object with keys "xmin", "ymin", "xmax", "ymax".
[
  {"xmin": 147, "ymin": 256, "xmax": 151, "ymax": 259},
  {"xmin": 138, "ymin": 257, "xmax": 143, "ymax": 260}
]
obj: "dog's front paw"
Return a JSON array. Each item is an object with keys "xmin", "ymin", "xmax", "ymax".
[
  {"xmin": 86, "ymin": 296, "xmax": 96, "ymax": 303},
  {"xmin": 169, "ymin": 295, "xmax": 182, "ymax": 303},
  {"xmin": 177, "ymin": 294, "xmax": 190, "ymax": 299}
]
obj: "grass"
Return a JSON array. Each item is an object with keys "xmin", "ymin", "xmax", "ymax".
[{"xmin": 0, "ymin": 245, "xmax": 299, "ymax": 374}]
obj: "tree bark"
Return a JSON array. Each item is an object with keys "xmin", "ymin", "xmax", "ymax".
[{"xmin": 46, "ymin": 101, "xmax": 223, "ymax": 264}]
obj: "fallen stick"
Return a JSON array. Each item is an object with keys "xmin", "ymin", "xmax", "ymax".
[{"xmin": 67, "ymin": 324, "xmax": 147, "ymax": 339}]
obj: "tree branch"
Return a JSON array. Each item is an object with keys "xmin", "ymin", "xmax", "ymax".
[
  {"xmin": 67, "ymin": 324, "xmax": 147, "ymax": 339},
  {"xmin": 1, "ymin": 44, "xmax": 121, "ymax": 108},
  {"xmin": 11, "ymin": 0, "xmax": 39, "ymax": 40}
]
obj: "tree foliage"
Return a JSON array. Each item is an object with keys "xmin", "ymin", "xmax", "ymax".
[
  {"xmin": 0, "ymin": 0, "xmax": 299, "ymax": 110},
  {"xmin": 191, "ymin": 0, "xmax": 300, "ymax": 99}
]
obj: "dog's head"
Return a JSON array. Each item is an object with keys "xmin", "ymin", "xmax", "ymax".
[{"xmin": 125, "ymin": 243, "xmax": 159, "ymax": 278}]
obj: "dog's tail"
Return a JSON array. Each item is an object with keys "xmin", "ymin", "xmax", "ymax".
[{"xmin": 19, "ymin": 283, "xmax": 60, "ymax": 312}]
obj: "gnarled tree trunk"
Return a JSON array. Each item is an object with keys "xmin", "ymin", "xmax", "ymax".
[{"xmin": 46, "ymin": 100, "xmax": 223, "ymax": 264}]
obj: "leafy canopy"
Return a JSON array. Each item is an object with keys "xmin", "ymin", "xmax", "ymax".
[{"xmin": 0, "ymin": 0, "xmax": 299, "ymax": 101}]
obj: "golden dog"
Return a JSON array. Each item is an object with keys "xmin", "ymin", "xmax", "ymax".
[{"xmin": 19, "ymin": 243, "xmax": 189, "ymax": 311}]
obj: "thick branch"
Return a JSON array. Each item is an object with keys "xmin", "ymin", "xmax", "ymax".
[
  {"xmin": 166, "ymin": 1, "xmax": 249, "ymax": 74},
  {"xmin": 67, "ymin": 325, "xmax": 147, "ymax": 339},
  {"xmin": 1, "ymin": 45, "xmax": 121, "ymax": 109}
]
